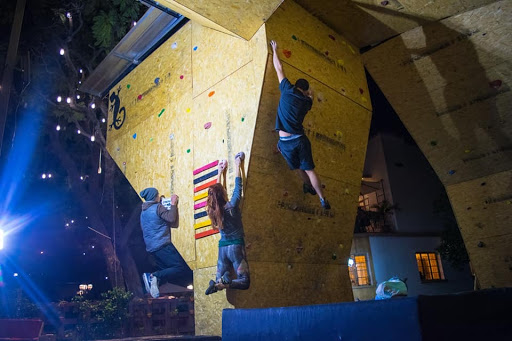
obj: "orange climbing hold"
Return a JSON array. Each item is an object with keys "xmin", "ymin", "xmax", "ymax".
[
  {"xmin": 283, "ymin": 50, "xmax": 292, "ymax": 58},
  {"xmin": 208, "ymin": 91, "xmax": 215, "ymax": 97}
]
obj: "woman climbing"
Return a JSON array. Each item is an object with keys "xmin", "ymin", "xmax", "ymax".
[{"xmin": 205, "ymin": 152, "xmax": 250, "ymax": 295}]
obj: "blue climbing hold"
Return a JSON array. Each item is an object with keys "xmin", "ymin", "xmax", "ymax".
[
  {"xmin": 448, "ymin": 169, "xmax": 456, "ymax": 175},
  {"xmin": 193, "ymin": 46, "xmax": 198, "ymax": 51},
  {"xmin": 154, "ymin": 77, "xmax": 160, "ymax": 85},
  {"xmin": 133, "ymin": 133, "xmax": 137, "ymax": 139}
]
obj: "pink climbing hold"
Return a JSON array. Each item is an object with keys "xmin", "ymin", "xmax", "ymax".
[
  {"xmin": 204, "ymin": 122, "xmax": 212, "ymax": 129},
  {"xmin": 180, "ymin": 75, "xmax": 184, "ymax": 79},
  {"xmin": 328, "ymin": 34, "xmax": 335, "ymax": 41},
  {"xmin": 283, "ymin": 50, "xmax": 292, "ymax": 58},
  {"xmin": 489, "ymin": 79, "xmax": 502, "ymax": 89},
  {"xmin": 137, "ymin": 94, "xmax": 143, "ymax": 100}
]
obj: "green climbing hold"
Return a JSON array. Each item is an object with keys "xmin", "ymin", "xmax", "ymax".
[
  {"xmin": 149, "ymin": 138, "xmax": 153, "ymax": 142},
  {"xmin": 158, "ymin": 108, "xmax": 165, "ymax": 117},
  {"xmin": 187, "ymin": 149, "xmax": 191, "ymax": 153},
  {"xmin": 292, "ymin": 35, "xmax": 297, "ymax": 40},
  {"xmin": 241, "ymin": 117, "xmax": 245, "ymax": 122},
  {"xmin": 430, "ymin": 140, "xmax": 437, "ymax": 146},
  {"xmin": 127, "ymin": 84, "xmax": 131, "ymax": 89}
]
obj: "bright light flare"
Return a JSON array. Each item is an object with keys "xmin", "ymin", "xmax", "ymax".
[
  {"xmin": 57, "ymin": 96, "xmax": 62, "ymax": 103},
  {"xmin": 186, "ymin": 284, "xmax": 193, "ymax": 290},
  {"xmin": 59, "ymin": 48, "xmax": 65, "ymax": 56}
]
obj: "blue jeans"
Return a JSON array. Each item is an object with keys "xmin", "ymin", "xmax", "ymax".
[
  {"xmin": 216, "ymin": 244, "xmax": 250, "ymax": 290},
  {"xmin": 151, "ymin": 243, "xmax": 193, "ymax": 287}
]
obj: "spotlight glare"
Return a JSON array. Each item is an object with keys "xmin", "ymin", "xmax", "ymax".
[
  {"xmin": 77, "ymin": 129, "xmax": 81, "ymax": 134},
  {"xmin": 348, "ymin": 258, "xmax": 354, "ymax": 267},
  {"xmin": 133, "ymin": 21, "xmax": 137, "ymax": 26},
  {"xmin": 101, "ymin": 118, "xmax": 106, "ymax": 123},
  {"xmin": 79, "ymin": 69, "xmax": 83, "ymax": 74},
  {"xmin": 80, "ymin": 176, "xmax": 84, "ymax": 180},
  {"xmin": 105, "ymin": 276, "xmax": 108, "ymax": 280},
  {"xmin": 48, "ymin": 173, "xmax": 52, "ymax": 178},
  {"xmin": 57, "ymin": 96, "xmax": 62, "ymax": 103},
  {"xmin": 90, "ymin": 135, "xmax": 95, "ymax": 142},
  {"xmin": 40, "ymin": 251, "xmax": 44, "ymax": 254},
  {"xmin": 71, "ymin": 220, "xmax": 74, "ymax": 223},
  {"xmin": 66, "ymin": 12, "xmax": 72, "ymax": 18},
  {"xmin": 187, "ymin": 284, "xmax": 193, "ymax": 290},
  {"xmin": 90, "ymin": 103, "xmax": 96, "ymax": 109},
  {"xmin": 66, "ymin": 97, "xmax": 71, "ymax": 104},
  {"xmin": 76, "ymin": 94, "xmax": 80, "ymax": 99},
  {"xmin": 41, "ymin": 173, "xmax": 47, "ymax": 179},
  {"xmin": 13, "ymin": 273, "xmax": 19, "ymax": 277},
  {"xmin": 56, "ymin": 125, "xmax": 61, "ymax": 131},
  {"xmin": 59, "ymin": 48, "xmax": 65, "ymax": 56}
]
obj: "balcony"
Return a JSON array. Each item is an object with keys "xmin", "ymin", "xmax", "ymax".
[{"xmin": 355, "ymin": 179, "xmax": 397, "ymax": 233}]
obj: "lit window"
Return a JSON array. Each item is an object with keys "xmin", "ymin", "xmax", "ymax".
[
  {"xmin": 349, "ymin": 254, "xmax": 370, "ymax": 286},
  {"xmin": 416, "ymin": 252, "xmax": 444, "ymax": 281}
]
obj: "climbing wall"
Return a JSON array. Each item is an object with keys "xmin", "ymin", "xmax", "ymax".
[
  {"xmin": 106, "ymin": 0, "xmax": 371, "ymax": 336},
  {"xmin": 233, "ymin": 0, "xmax": 372, "ymax": 309},
  {"xmin": 363, "ymin": 0, "xmax": 512, "ymax": 288}
]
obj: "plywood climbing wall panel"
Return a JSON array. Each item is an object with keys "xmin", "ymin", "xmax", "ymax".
[
  {"xmin": 363, "ymin": 0, "xmax": 512, "ymax": 288},
  {"xmin": 158, "ymin": 0, "xmax": 283, "ymax": 40},
  {"xmin": 446, "ymin": 169, "xmax": 512, "ymax": 288},
  {"xmin": 266, "ymin": 0, "xmax": 371, "ymax": 111}
]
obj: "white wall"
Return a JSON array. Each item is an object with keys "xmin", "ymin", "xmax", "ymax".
[{"xmin": 369, "ymin": 235, "xmax": 473, "ymax": 297}]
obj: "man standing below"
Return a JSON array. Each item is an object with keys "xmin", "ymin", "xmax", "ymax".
[
  {"xmin": 139, "ymin": 188, "xmax": 193, "ymax": 298},
  {"xmin": 270, "ymin": 40, "xmax": 330, "ymax": 209}
]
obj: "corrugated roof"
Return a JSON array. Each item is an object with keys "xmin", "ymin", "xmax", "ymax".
[{"xmin": 80, "ymin": 6, "xmax": 186, "ymax": 97}]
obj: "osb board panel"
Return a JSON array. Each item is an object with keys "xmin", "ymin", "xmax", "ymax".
[
  {"xmin": 192, "ymin": 61, "xmax": 266, "ymax": 269},
  {"xmin": 107, "ymin": 24, "xmax": 192, "ymax": 142},
  {"xmin": 446, "ymin": 169, "xmax": 512, "ymax": 288},
  {"xmin": 251, "ymin": 58, "xmax": 371, "ymax": 191},
  {"xmin": 159, "ymin": 0, "xmax": 283, "ymax": 40},
  {"xmin": 194, "ymin": 266, "xmax": 233, "ymax": 336},
  {"xmin": 191, "ymin": 22, "xmax": 264, "ymax": 98},
  {"xmin": 295, "ymin": 0, "xmax": 497, "ymax": 48},
  {"xmin": 363, "ymin": 1, "xmax": 512, "ymax": 186},
  {"xmin": 265, "ymin": 0, "xmax": 370, "ymax": 110},
  {"xmin": 232, "ymin": 261, "xmax": 353, "ymax": 308}
]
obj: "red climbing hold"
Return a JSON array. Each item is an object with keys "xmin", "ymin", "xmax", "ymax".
[
  {"xmin": 489, "ymin": 80, "xmax": 502, "ymax": 89},
  {"xmin": 204, "ymin": 122, "xmax": 212, "ymax": 129},
  {"xmin": 137, "ymin": 94, "xmax": 143, "ymax": 100},
  {"xmin": 324, "ymin": 51, "xmax": 329, "ymax": 56},
  {"xmin": 283, "ymin": 50, "xmax": 292, "ymax": 58},
  {"xmin": 328, "ymin": 34, "xmax": 335, "ymax": 41},
  {"xmin": 208, "ymin": 91, "xmax": 215, "ymax": 97},
  {"xmin": 359, "ymin": 88, "xmax": 364, "ymax": 94}
]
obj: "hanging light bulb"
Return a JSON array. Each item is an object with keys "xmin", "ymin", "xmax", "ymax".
[
  {"xmin": 133, "ymin": 21, "xmax": 137, "ymax": 26},
  {"xmin": 59, "ymin": 48, "xmax": 65, "ymax": 56},
  {"xmin": 57, "ymin": 96, "xmax": 62, "ymax": 103},
  {"xmin": 48, "ymin": 173, "xmax": 52, "ymax": 178},
  {"xmin": 79, "ymin": 69, "xmax": 83, "ymax": 74},
  {"xmin": 66, "ymin": 97, "xmax": 71, "ymax": 104},
  {"xmin": 56, "ymin": 125, "xmax": 61, "ymax": 131},
  {"xmin": 101, "ymin": 118, "xmax": 106, "ymax": 123},
  {"xmin": 90, "ymin": 135, "xmax": 95, "ymax": 142},
  {"xmin": 90, "ymin": 103, "xmax": 96, "ymax": 109},
  {"xmin": 41, "ymin": 173, "xmax": 47, "ymax": 179},
  {"xmin": 76, "ymin": 94, "xmax": 80, "ymax": 100},
  {"xmin": 77, "ymin": 129, "xmax": 81, "ymax": 134},
  {"xmin": 66, "ymin": 12, "xmax": 72, "ymax": 19}
]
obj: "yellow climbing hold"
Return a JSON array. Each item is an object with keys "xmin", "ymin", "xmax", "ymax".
[
  {"xmin": 465, "ymin": 149, "xmax": 471, "ymax": 153},
  {"xmin": 186, "ymin": 108, "xmax": 191, "ymax": 113}
]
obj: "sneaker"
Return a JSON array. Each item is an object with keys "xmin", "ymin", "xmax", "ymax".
[
  {"xmin": 142, "ymin": 273, "xmax": 152, "ymax": 295},
  {"xmin": 205, "ymin": 280, "xmax": 218, "ymax": 295},
  {"xmin": 150, "ymin": 274, "xmax": 160, "ymax": 298},
  {"xmin": 303, "ymin": 183, "xmax": 317, "ymax": 195},
  {"xmin": 221, "ymin": 271, "xmax": 231, "ymax": 285},
  {"xmin": 320, "ymin": 198, "xmax": 331, "ymax": 210}
]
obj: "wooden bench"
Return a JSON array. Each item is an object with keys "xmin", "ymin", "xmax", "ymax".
[{"xmin": 0, "ymin": 319, "xmax": 43, "ymax": 341}]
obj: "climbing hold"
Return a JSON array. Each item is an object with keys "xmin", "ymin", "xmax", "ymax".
[
  {"xmin": 291, "ymin": 35, "xmax": 297, "ymax": 40},
  {"xmin": 283, "ymin": 50, "xmax": 292, "ymax": 58},
  {"xmin": 477, "ymin": 241, "xmax": 485, "ymax": 248},
  {"xmin": 448, "ymin": 169, "xmax": 456, "ymax": 175},
  {"xmin": 489, "ymin": 80, "xmax": 502, "ymax": 89},
  {"xmin": 132, "ymin": 133, "xmax": 137, "ymax": 139},
  {"xmin": 361, "ymin": 97, "xmax": 368, "ymax": 103},
  {"xmin": 122, "ymin": 162, "xmax": 126, "ymax": 165},
  {"xmin": 116, "ymin": 147, "xmax": 120, "ymax": 151},
  {"xmin": 430, "ymin": 140, "xmax": 438, "ymax": 146},
  {"xmin": 171, "ymin": 42, "xmax": 177, "ymax": 49},
  {"xmin": 154, "ymin": 77, "xmax": 160, "ymax": 85},
  {"xmin": 337, "ymin": 59, "xmax": 345, "ymax": 66},
  {"xmin": 507, "ymin": 200, "xmax": 511, "ymax": 205},
  {"xmin": 126, "ymin": 84, "xmax": 131, "ymax": 89},
  {"xmin": 332, "ymin": 253, "xmax": 337, "ymax": 260},
  {"xmin": 187, "ymin": 149, "xmax": 191, "ymax": 153},
  {"xmin": 344, "ymin": 188, "xmax": 350, "ymax": 194},
  {"xmin": 204, "ymin": 122, "xmax": 212, "ymax": 129},
  {"xmin": 222, "ymin": 139, "xmax": 225, "ymax": 143},
  {"xmin": 137, "ymin": 94, "xmax": 143, "ymax": 100},
  {"xmin": 480, "ymin": 182, "xmax": 486, "ymax": 186},
  {"xmin": 158, "ymin": 108, "xmax": 165, "ymax": 117},
  {"xmin": 186, "ymin": 108, "xmax": 191, "ymax": 113},
  {"xmin": 341, "ymin": 88, "xmax": 346, "ymax": 93},
  {"xmin": 339, "ymin": 243, "xmax": 344, "ymax": 249},
  {"xmin": 464, "ymin": 149, "xmax": 472, "ymax": 153},
  {"xmin": 324, "ymin": 51, "xmax": 329, "ymax": 56},
  {"xmin": 359, "ymin": 88, "xmax": 364, "ymax": 94},
  {"xmin": 169, "ymin": 133, "xmax": 174, "ymax": 140},
  {"xmin": 381, "ymin": 0, "xmax": 389, "ymax": 5},
  {"xmin": 328, "ymin": 34, "xmax": 335, "ymax": 41},
  {"xmin": 180, "ymin": 75, "xmax": 184, "ymax": 79},
  {"xmin": 283, "ymin": 191, "xmax": 288, "ymax": 197},
  {"xmin": 208, "ymin": 91, "xmax": 215, "ymax": 97},
  {"xmin": 467, "ymin": 207, "xmax": 472, "ymax": 210},
  {"xmin": 241, "ymin": 117, "xmax": 245, "ymax": 122},
  {"xmin": 193, "ymin": 46, "xmax": 198, "ymax": 51},
  {"xmin": 287, "ymin": 264, "xmax": 292, "ymax": 270},
  {"xmin": 149, "ymin": 137, "xmax": 153, "ymax": 142},
  {"xmin": 349, "ymin": 45, "xmax": 355, "ymax": 54}
]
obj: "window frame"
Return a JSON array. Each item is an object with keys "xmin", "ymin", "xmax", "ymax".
[
  {"xmin": 415, "ymin": 251, "xmax": 446, "ymax": 282},
  {"xmin": 349, "ymin": 253, "xmax": 372, "ymax": 287}
]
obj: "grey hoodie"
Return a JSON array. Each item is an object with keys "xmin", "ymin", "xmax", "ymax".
[{"xmin": 140, "ymin": 201, "xmax": 179, "ymax": 252}]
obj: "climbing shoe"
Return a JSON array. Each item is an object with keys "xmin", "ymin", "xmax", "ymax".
[
  {"xmin": 205, "ymin": 280, "xmax": 218, "ymax": 295},
  {"xmin": 303, "ymin": 183, "xmax": 317, "ymax": 195},
  {"xmin": 320, "ymin": 198, "xmax": 331, "ymax": 210},
  {"xmin": 221, "ymin": 271, "xmax": 232, "ymax": 285}
]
